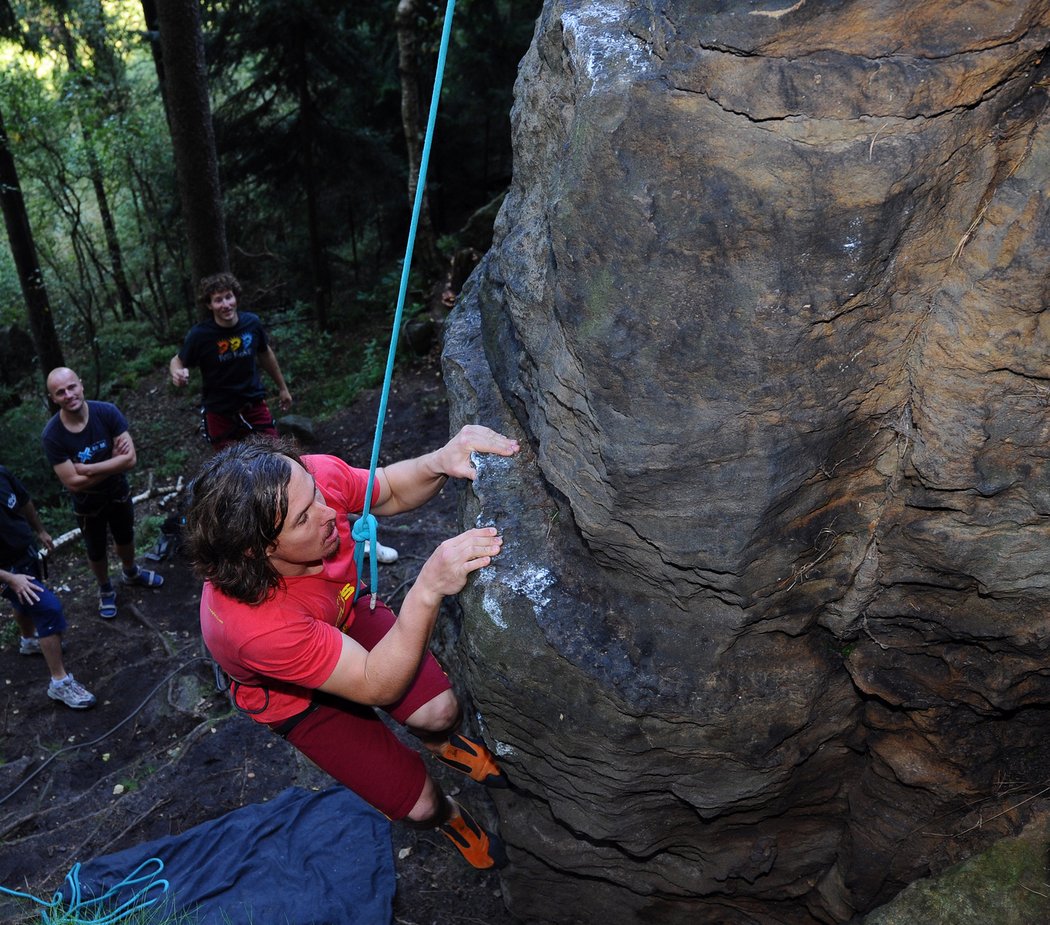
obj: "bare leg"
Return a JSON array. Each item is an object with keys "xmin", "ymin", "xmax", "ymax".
[
  {"xmin": 88, "ymin": 557, "xmax": 111, "ymax": 586},
  {"xmin": 13, "ymin": 611, "xmax": 34, "ymax": 639},
  {"xmin": 38, "ymin": 634, "xmax": 68, "ymax": 682},
  {"xmin": 115, "ymin": 542, "xmax": 137, "ymax": 573},
  {"xmin": 405, "ymin": 775, "xmax": 451, "ymax": 825}
]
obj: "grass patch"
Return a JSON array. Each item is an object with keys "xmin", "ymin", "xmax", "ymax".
[{"xmin": 0, "ymin": 620, "xmax": 19, "ymax": 650}]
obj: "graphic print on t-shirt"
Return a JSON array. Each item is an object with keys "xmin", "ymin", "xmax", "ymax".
[
  {"xmin": 217, "ymin": 332, "xmax": 254, "ymax": 359},
  {"xmin": 76, "ymin": 440, "xmax": 109, "ymax": 464},
  {"xmin": 335, "ymin": 582, "xmax": 356, "ymax": 631}
]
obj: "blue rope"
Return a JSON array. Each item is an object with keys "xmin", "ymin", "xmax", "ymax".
[
  {"xmin": 352, "ymin": 0, "xmax": 456, "ymax": 609},
  {"xmin": 0, "ymin": 857, "xmax": 168, "ymax": 924}
]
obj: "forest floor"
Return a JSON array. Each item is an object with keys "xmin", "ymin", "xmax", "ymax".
[{"xmin": 0, "ymin": 347, "xmax": 516, "ymax": 925}]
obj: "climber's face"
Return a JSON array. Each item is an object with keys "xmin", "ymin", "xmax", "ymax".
[{"xmin": 265, "ymin": 457, "xmax": 341, "ymax": 576}]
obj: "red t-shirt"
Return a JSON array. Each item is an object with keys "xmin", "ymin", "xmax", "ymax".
[{"xmin": 200, "ymin": 454, "xmax": 379, "ymax": 724}]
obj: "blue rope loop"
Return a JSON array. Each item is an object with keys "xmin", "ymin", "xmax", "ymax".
[
  {"xmin": 351, "ymin": 513, "xmax": 379, "ymax": 610},
  {"xmin": 1, "ymin": 857, "xmax": 169, "ymax": 925},
  {"xmin": 351, "ymin": 0, "xmax": 456, "ymax": 606}
]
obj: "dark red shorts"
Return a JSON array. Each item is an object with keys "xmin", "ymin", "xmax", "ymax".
[
  {"xmin": 284, "ymin": 597, "xmax": 452, "ymax": 820},
  {"xmin": 204, "ymin": 400, "xmax": 277, "ymax": 451}
]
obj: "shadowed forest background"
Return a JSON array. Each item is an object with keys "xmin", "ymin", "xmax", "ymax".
[{"xmin": 0, "ymin": 0, "xmax": 541, "ymax": 528}]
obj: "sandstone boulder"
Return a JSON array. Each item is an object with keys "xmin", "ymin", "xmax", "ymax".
[{"xmin": 443, "ymin": 1, "xmax": 1050, "ymax": 922}]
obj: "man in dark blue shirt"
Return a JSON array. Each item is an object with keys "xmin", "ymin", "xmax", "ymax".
[
  {"xmin": 1, "ymin": 464, "xmax": 96, "ymax": 708},
  {"xmin": 43, "ymin": 367, "xmax": 164, "ymax": 619},
  {"xmin": 169, "ymin": 272, "xmax": 293, "ymax": 451}
]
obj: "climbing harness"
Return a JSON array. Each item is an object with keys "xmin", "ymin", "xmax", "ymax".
[
  {"xmin": 0, "ymin": 858, "xmax": 168, "ymax": 924},
  {"xmin": 352, "ymin": 0, "xmax": 456, "ymax": 609}
]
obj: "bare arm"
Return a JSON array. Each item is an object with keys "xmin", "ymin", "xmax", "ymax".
[
  {"xmin": 257, "ymin": 345, "xmax": 292, "ymax": 411},
  {"xmin": 371, "ymin": 424, "xmax": 520, "ymax": 517},
  {"xmin": 18, "ymin": 500, "xmax": 53, "ymax": 553},
  {"xmin": 316, "ymin": 526, "xmax": 503, "ymax": 704},
  {"xmin": 170, "ymin": 354, "xmax": 190, "ymax": 387}
]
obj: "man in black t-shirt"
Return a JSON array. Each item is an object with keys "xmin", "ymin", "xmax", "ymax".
[
  {"xmin": 169, "ymin": 272, "xmax": 293, "ymax": 451},
  {"xmin": 43, "ymin": 367, "xmax": 164, "ymax": 620},
  {"xmin": 0, "ymin": 464, "xmax": 96, "ymax": 708}
]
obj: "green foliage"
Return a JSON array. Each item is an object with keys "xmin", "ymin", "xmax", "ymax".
[
  {"xmin": 1, "ymin": 1, "xmax": 187, "ymax": 350},
  {"xmin": 0, "ymin": 400, "xmax": 57, "ymax": 506},
  {"xmin": 92, "ymin": 321, "xmax": 175, "ymax": 394},
  {"xmin": 135, "ymin": 514, "xmax": 166, "ymax": 558},
  {"xmin": 0, "ymin": 0, "xmax": 539, "ymax": 492},
  {"xmin": 0, "ymin": 618, "xmax": 18, "ymax": 649},
  {"xmin": 272, "ymin": 302, "xmax": 392, "ymax": 418},
  {"xmin": 202, "ymin": 0, "xmax": 541, "ymax": 313},
  {"xmin": 2, "ymin": 894, "xmax": 206, "ymax": 924},
  {"xmin": 354, "ymin": 261, "xmax": 427, "ymax": 319}
]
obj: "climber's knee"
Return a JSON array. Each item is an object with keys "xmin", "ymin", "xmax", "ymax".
[{"xmin": 405, "ymin": 689, "xmax": 461, "ymax": 739}]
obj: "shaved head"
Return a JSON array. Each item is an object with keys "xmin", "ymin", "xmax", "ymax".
[{"xmin": 46, "ymin": 367, "xmax": 79, "ymax": 395}]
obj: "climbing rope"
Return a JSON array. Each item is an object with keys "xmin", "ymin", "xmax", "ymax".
[
  {"xmin": 352, "ymin": 0, "xmax": 456, "ymax": 609},
  {"xmin": 0, "ymin": 858, "xmax": 168, "ymax": 924}
]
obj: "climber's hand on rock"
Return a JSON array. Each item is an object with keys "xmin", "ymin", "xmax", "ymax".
[
  {"xmin": 438, "ymin": 425, "xmax": 520, "ymax": 481},
  {"xmin": 412, "ymin": 527, "xmax": 504, "ymax": 605}
]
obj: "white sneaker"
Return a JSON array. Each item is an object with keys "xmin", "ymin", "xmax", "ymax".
[
  {"xmin": 364, "ymin": 540, "xmax": 399, "ymax": 564},
  {"xmin": 19, "ymin": 636, "xmax": 41, "ymax": 656},
  {"xmin": 47, "ymin": 674, "xmax": 97, "ymax": 709}
]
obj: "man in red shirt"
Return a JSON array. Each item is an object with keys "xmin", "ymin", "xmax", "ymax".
[{"xmin": 185, "ymin": 424, "xmax": 519, "ymax": 869}]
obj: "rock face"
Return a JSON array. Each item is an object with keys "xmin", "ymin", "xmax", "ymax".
[{"xmin": 441, "ymin": 2, "xmax": 1050, "ymax": 923}]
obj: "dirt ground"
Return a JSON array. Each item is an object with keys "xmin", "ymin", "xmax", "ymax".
[{"xmin": 0, "ymin": 351, "xmax": 516, "ymax": 924}]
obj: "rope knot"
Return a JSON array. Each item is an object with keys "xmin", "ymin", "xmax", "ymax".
[{"xmin": 351, "ymin": 514, "xmax": 380, "ymax": 610}]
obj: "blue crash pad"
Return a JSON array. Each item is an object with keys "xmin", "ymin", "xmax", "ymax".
[{"xmin": 62, "ymin": 786, "xmax": 394, "ymax": 925}]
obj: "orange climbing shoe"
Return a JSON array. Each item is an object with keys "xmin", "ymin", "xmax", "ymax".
[
  {"xmin": 439, "ymin": 800, "xmax": 508, "ymax": 870},
  {"xmin": 434, "ymin": 733, "xmax": 508, "ymax": 787}
]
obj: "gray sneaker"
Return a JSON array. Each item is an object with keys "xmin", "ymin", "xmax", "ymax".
[{"xmin": 47, "ymin": 674, "xmax": 97, "ymax": 709}]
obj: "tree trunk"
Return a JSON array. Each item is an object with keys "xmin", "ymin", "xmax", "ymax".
[
  {"xmin": 295, "ymin": 32, "xmax": 330, "ymax": 329},
  {"xmin": 139, "ymin": 0, "xmax": 171, "ymax": 129},
  {"xmin": 395, "ymin": 0, "xmax": 441, "ymax": 276},
  {"xmin": 154, "ymin": 0, "xmax": 229, "ymax": 284},
  {"xmin": 0, "ymin": 102, "xmax": 65, "ymax": 386},
  {"xmin": 56, "ymin": 14, "xmax": 138, "ymax": 322}
]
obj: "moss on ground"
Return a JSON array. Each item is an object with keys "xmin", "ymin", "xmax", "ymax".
[{"xmin": 863, "ymin": 813, "xmax": 1050, "ymax": 925}]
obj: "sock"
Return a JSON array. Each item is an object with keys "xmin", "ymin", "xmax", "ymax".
[
  {"xmin": 50, "ymin": 674, "xmax": 69, "ymax": 686},
  {"xmin": 99, "ymin": 581, "xmax": 114, "ymax": 593}
]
